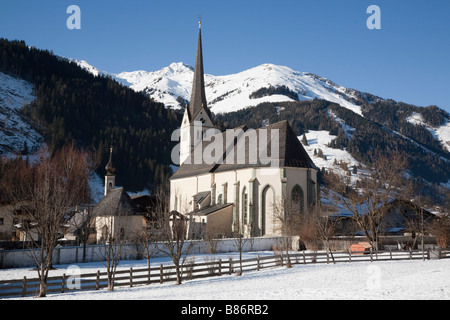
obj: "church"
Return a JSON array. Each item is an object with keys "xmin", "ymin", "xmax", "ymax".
[{"xmin": 169, "ymin": 22, "xmax": 320, "ymax": 239}]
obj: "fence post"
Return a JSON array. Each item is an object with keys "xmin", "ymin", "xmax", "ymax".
[
  {"xmin": 348, "ymin": 249, "xmax": 352, "ymax": 263},
  {"xmin": 303, "ymin": 251, "xmax": 306, "ymax": 264},
  {"xmin": 370, "ymin": 249, "xmax": 373, "ymax": 262},
  {"xmin": 130, "ymin": 268, "xmax": 133, "ymax": 287},
  {"xmin": 218, "ymin": 259, "xmax": 222, "ymax": 276},
  {"xmin": 257, "ymin": 256, "xmax": 260, "ymax": 271},
  {"xmin": 326, "ymin": 251, "xmax": 329, "ymax": 264},
  {"xmin": 409, "ymin": 247, "xmax": 413, "ymax": 259},
  {"xmin": 61, "ymin": 274, "xmax": 66, "ymax": 293},
  {"xmin": 160, "ymin": 265, "xmax": 163, "ymax": 284},
  {"xmin": 389, "ymin": 248, "xmax": 392, "ymax": 260},
  {"xmin": 228, "ymin": 257, "xmax": 232, "ymax": 275},
  {"xmin": 22, "ymin": 276, "xmax": 27, "ymax": 297},
  {"xmin": 148, "ymin": 265, "xmax": 151, "ymax": 285},
  {"xmin": 96, "ymin": 270, "xmax": 100, "ymax": 290}
]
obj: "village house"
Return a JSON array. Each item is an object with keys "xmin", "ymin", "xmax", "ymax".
[{"xmin": 91, "ymin": 147, "xmax": 152, "ymax": 243}]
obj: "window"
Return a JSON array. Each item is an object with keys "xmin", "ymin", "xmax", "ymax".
[
  {"xmin": 261, "ymin": 185, "xmax": 275, "ymax": 236},
  {"xmin": 291, "ymin": 185, "xmax": 304, "ymax": 213},
  {"xmin": 242, "ymin": 188, "xmax": 248, "ymax": 225},
  {"xmin": 101, "ymin": 225, "xmax": 109, "ymax": 240}
]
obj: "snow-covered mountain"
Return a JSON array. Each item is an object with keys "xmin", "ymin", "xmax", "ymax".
[
  {"xmin": 73, "ymin": 60, "xmax": 365, "ymax": 115},
  {"xmin": 72, "ymin": 59, "xmax": 450, "ymax": 160}
]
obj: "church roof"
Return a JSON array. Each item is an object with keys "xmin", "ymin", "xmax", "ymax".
[
  {"xmin": 187, "ymin": 22, "xmax": 212, "ymax": 121},
  {"xmin": 93, "ymin": 188, "xmax": 142, "ymax": 217},
  {"xmin": 190, "ymin": 203, "xmax": 233, "ymax": 217},
  {"xmin": 170, "ymin": 120, "xmax": 317, "ymax": 180}
]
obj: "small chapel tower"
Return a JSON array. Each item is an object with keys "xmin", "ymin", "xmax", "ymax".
[
  {"xmin": 104, "ymin": 146, "xmax": 116, "ymax": 196},
  {"xmin": 179, "ymin": 20, "xmax": 215, "ymax": 164}
]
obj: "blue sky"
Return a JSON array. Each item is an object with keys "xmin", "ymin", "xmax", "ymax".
[{"xmin": 1, "ymin": 0, "xmax": 449, "ymax": 113}]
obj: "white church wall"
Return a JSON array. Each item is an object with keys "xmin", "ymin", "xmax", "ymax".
[{"xmin": 170, "ymin": 176, "xmax": 199, "ymax": 213}]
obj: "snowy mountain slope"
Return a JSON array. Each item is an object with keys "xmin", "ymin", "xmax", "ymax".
[
  {"xmin": 407, "ymin": 112, "xmax": 450, "ymax": 153},
  {"xmin": 302, "ymin": 130, "xmax": 359, "ymax": 169},
  {"xmin": 0, "ymin": 72, "xmax": 42, "ymax": 155},
  {"xmin": 203, "ymin": 64, "xmax": 364, "ymax": 115},
  {"xmin": 300, "ymin": 130, "xmax": 367, "ymax": 187},
  {"xmin": 115, "ymin": 62, "xmax": 194, "ymax": 109}
]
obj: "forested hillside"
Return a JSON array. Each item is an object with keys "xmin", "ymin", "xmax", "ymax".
[
  {"xmin": 0, "ymin": 39, "xmax": 181, "ymax": 192},
  {"xmin": 215, "ymin": 99, "xmax": 450, "ymax": 185}
]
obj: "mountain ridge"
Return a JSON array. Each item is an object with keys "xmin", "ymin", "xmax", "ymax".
[{"xmin": 72, "ymin": 58, "xmax": 450, "ymax": 156}]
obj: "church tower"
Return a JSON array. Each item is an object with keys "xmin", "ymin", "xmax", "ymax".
[
  {"xmin": 179, "ymin": 21, "xmax": 215, "ymax": 164},
  {"xmin": 104, "ymin": 146, "xmax": 116, "ymax": 196}
]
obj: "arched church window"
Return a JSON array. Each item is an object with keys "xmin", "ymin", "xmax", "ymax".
[
  {"xmin": 291, "ymin": 184, "xmax": 304, "ymax": 213},
  {"xmin": 101, "ymin": 225, "xmax": 109, "ymax": 241},
  {"xmin": 261, "ymin": 185, "xmax": 275, "ymax": 236}
]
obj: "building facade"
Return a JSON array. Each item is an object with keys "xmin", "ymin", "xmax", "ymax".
[{"xmin": 170, "ymin": 23, "xmax": 320, "ymax": 238}]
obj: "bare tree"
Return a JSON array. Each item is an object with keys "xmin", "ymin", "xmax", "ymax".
[
  {"xmin": 273, "ymin": 195, "xmax": 302, "ymax": 267},
  {"xmin": 4, "ymin": 144, "xmax": 91, "ymax": 297},
  {"xmin": 132, "ymin": 226, "xmax": 160, "ymax": 284},
  {"xmin": 95, "ymin": 219, "xmax": 124, "ymax": 291},
  {"xmin": 231, "ymin": 208, "xmax": 252, "ymax": 275},
  {"xmin": 156, "ymin": 188, "xmax": 195, "ymax": 285},
  {"xmin": 310, "ymin": 203, "xmax": 341, "ymax": 263},
  {"xmin": 73, "ymin": 204, "xmax": 97, "ymax": 263},
  {"xmin": 65, "ymin": 154, "xmax": 97, "ymax": 262},
  {"xmin": 325, "ymin": 152, "xmax": 407, "ymax": 251},
  {"xmin": 430, "ymin": 214, "xmax": 450, "ymax": 249}
]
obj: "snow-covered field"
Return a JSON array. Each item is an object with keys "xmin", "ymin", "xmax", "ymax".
[{"xmin": 2, "ymin": 252, "xmax": 449, "ymax": 301}]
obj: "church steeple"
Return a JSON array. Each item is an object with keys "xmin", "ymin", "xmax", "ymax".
[
  {"xmin": 179, "ymin": 21, "xmax": 215, "ymax": 165},
  {"xmin": 188, "ymin": 20, "xmax": 211, "ymax": 120},
  {"xmin": 104, "ymin": 146, "xmax": 116, "ymax": 196},
  {"xmin": 105, "ymin": 146, "xmax": 115, "ymax": 175}
]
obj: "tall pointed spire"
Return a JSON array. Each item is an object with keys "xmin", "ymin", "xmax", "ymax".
[
  {"xmin": 189, "ymin": 20, "xmax": 210, "ymax": 120},
  {"xmin": 179, "ymin": 21, "xmax": 215, "ymax": 165}
]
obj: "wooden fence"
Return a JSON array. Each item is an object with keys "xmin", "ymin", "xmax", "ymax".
[{"xmin": 0, "ymin": 248, "xmax": 448, "ymax": 298}]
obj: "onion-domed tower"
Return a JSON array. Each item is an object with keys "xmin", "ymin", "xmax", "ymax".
[{"xmin": 104, "ymin": 146, "xmax": 116, "ymax": 196}]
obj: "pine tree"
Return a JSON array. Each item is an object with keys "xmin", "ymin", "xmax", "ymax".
[{"xmin": 301, "ymin": 133, "xmax": 308, "ymax": 146}]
